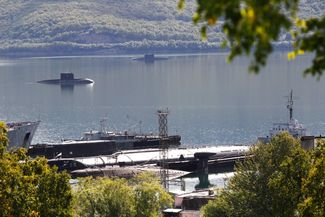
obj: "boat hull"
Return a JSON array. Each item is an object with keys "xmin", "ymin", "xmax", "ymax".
[
  {"xmin": 28, "ymin": 135, "xmax": 181, "ymax": 159},
  {"xmin": 6, "ymin": 121, "xmax": 40, "ymax": 149},
  {"xmin": 37, "ymin": 78, "xmax": 93, "ymax": 85}
]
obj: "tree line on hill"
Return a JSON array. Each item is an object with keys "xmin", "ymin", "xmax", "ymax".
[{"xmin": 0, "ymin": 0, "xmax": 323, "ymax": 56}]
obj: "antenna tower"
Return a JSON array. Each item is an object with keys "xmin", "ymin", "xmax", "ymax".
[
  {"xmin": 157, "ymin": 108, "xmax": 169, "ymax": 190},
  {"xmin": 100, "ymin": 118, "xmax": 108, "ymax": 133},
  {"xmin": 286, "ymin": 90, "xmax": 294, "ymax": 121}
]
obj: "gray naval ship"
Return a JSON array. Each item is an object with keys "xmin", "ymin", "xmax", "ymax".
[
  {"xmin": 6, "ymin": 121, "xmax": 40, "ymax": 149},
  {"xmin": 258, "ymin": 90, "xmax": 306, "ymax": 143},
  {"xmin": 28, "ymin": 125, "xmax": 181, "ymax": 159}
]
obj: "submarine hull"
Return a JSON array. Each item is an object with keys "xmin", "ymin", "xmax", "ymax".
[{"xmin": 37, "ymin": 78, "xmax": 94, "ymax": 85}]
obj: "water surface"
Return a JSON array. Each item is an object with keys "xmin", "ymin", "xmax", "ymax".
[{"xmin": 0, "ymin": 53, "xmax": 324, "ymax": 146}]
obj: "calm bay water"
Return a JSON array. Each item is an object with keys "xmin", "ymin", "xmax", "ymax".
[{"xmin": 0, "ymin": 53, "xmax": 324, "ymax": 146}]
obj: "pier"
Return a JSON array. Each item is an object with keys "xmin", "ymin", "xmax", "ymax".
[{"xmin": 47, "ymin": 145, "xmax": 250, "ymax": 177}]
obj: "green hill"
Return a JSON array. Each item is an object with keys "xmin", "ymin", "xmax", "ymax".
[{"xmin": 0, "ymin": 0, "xmax": 324, "ymax": 56}]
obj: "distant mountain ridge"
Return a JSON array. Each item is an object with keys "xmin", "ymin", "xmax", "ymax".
[{"xmin": 0, "ymin": 0, "xmax": 324, "ymax": 56}]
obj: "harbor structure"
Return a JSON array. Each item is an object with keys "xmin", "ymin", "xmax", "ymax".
[
  {"xmin": 158, "ymin": 108, "xmax": 170, "ymax": 189},
  {"xmin": 45, "ymin": 145, "xmax": 249, "ymax": 173}
]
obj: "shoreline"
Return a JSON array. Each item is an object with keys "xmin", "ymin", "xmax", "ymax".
[{"xmin": 0, "ymin": 45, "xmax": 293, "ymax": 59}]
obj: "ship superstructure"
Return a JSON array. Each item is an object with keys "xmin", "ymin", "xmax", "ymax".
[{"xmin": 258, "ymin": 90, "xmax": 306, "ymax": 143}]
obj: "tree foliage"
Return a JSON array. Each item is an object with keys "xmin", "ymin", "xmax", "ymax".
[
  {"xmin": 131, "ymin": 172, "xmax": 173, "ymax": 217},
  {"xmin": 0, "ymin": 122, "xmax": 8, "ymax": 156},
  {"xmin": 0, "ymin": 122, "xmax": 73, "ymax": 217},
  {"xmin": 298, "ymin": 141, "xmax": 325, "ymax": 216},
  {"xmin": 73, "ymin": 177, "xmax": 136, "ymax": 217},
  {"xmin": 179, "ymin": 0, "xmax": 325, "ymax": 76},
  {"xmin": 201, "ymin": 132, "xmax": 324, "ymax": 217},
  {"xmin": 73, "ymin": 172, "xmax": 173, "ymax": 217},
  {"xmin": 295, "ymin": 16, "xmax": 325, "ymax": 77}
]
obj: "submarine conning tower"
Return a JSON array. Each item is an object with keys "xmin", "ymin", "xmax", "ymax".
[{"xmin": 60, "ymin": 73, "xmax": 74, "ymax": 80}]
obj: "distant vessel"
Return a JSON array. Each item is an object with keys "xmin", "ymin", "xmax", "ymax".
[
  {"xmin": 6, "ymin": 121, "xmax": 40, "ymax": 149},
  {"xmin": 38, "ymin": 73, "xmax": 94, "ymax": 85},
  {"xmin": 28, "ymin": 119, "xmax": 181, "ymax": 159},
  {"xmin": 258, "ymin": 90, "xmax": 306, "ymax": 143},
  {"xmin": 133, "ymin": 54, "xmax": 168, "ymax": 63}
]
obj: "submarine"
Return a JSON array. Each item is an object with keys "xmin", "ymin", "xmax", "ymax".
[
  {"xmin": 38, "ymin": 73, "xmax": 94, "ymax": 85},
  {"xmin": 133, "ymin": 54, "xmax": 168, "ymax": 63}
]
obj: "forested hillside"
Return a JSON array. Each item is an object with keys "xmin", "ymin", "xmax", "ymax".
[{"xmin": 0, "ymin": 0, "xmax": 324, "ymax": 56}]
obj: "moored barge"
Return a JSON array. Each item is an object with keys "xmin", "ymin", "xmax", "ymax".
[{"xmin": 28, "ymin": 134, "xmax": 181, "ymax": 159}]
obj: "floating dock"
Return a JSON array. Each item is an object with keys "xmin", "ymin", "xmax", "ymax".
[{"xmin": 48, "ymin": 145, "xmax": 250, "ymax": 176}]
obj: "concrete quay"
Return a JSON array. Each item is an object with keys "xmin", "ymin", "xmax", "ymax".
[{"xmin": 48, "ymin": 145, "xmax": 250, "ymax": 176}]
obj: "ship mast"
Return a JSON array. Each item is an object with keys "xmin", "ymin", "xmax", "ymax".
[
  {"xmin": 100, "ymin": 118, "xmax": 108, "ymax": 133},
  {"xmin": 287, "ymin": 90, "xmax": 294, "ymax": 121}
]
